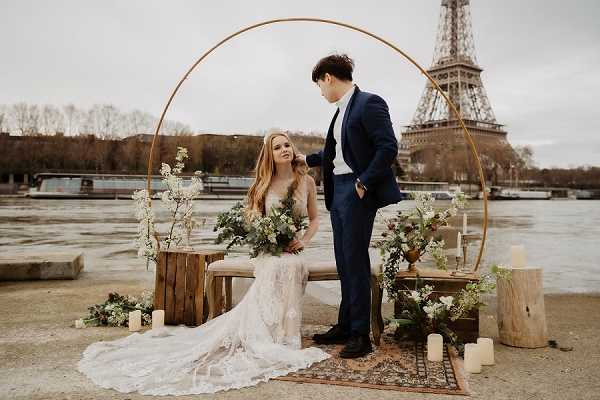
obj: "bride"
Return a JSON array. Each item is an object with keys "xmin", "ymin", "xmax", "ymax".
[{"xmin": 78, "ymin": 131, "xmax": 330, "ymax": 395}]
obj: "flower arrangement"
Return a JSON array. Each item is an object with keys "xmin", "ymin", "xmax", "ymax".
[
  {"xmin": 133, "ymin": 147, "xmax": 204, "ymax": 269},
  {"xmin": 376, "ymin": 191, "xmax": 467, "ymax": 296},
  {"xmin": 393, "ymin": 265, "xmax": 511, "ymax": 347},
  {"xmin": 214, "ymin": 185, "xmax": 308, "ymax": 257},
  {"xmin": 77, "ymin": 290, "xmax": 154, "ymax": 328}
]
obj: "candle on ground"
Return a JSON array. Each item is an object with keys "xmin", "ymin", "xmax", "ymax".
[
  {"xmin": 152, "ymin": 310, "xmax": 165, "ymax": 329},
  {"xmin": 477, "ymin": 337, "xmax": 495, "ymax": 365},
  {"xmin": 129, "ymin": 310, "xmax": 142, "ymax": 332},
  {"xmin": 427, "ymin": 333, "xmax": 444, "ymax": 362},
  {"xmin": 456, "ymin": 232, "xmax": 462, "ymax": 258},
  {"xmin": 510, "ymin": 245, "xmax": 527, "ymax": 268},
  {"xmin": 464, "ymin": 343, "xmax": 482, "ymax": 373},
  {"xmin": 462, "ymin": 213, "xmax": 468, "ymax": 234}
]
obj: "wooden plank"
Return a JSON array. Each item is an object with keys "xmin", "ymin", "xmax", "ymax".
[
  {"xmin": 154, "ymin": 251, "xmax": 167, "ymax": 311},
  {"xmin": 208, "ymin": 253, "xmax": 224, "ymax": 316},
  {"xmin": 194, "ymin": 254, "xmax": 206, "ymax": 325},
  {"xmin": 174, "ymin": 252, "xmax": 187, "ymax": 324},
  {"xmin": 165, "ymin": 252, "xmax": 177, "ymax": 325},
  {"xmin": 184, "ymin": 253, "xmax": 197, "ymax": 326}
]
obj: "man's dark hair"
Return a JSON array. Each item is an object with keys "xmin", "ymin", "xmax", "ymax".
[{"xmin": 311, "ymin": 54, "xmax": 354, "ymax": 83}]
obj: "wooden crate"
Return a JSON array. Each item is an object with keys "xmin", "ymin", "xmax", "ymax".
[
  {"xmin": 154, "ymin": 249, "xmax": 224, "ymax": 326},
  {"xmin": 394, "ymin": 271, "xmax": 480, "ymax": 343}
]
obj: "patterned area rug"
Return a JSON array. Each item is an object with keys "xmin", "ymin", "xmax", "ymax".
[{"xmin": 276, "ymin": 325, "xmax": 469, "ymax": 395}]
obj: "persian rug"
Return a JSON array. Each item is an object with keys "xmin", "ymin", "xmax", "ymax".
[{"xmin": 276, "ymin": 325, "xmax": 469, "ymax": 395}]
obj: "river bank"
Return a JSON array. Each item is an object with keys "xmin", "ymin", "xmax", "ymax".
[{"xmin": 1, "ymin": 269, "xmax": 599, "ymax": 400}]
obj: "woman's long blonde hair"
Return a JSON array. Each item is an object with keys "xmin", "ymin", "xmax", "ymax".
[{"xmin": 246, "ymin": 131, "xmax": 307, "ymax": 217}]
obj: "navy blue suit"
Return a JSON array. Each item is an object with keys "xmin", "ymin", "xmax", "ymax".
[{"xmin": 306, "ymin": 86, "xmax": 402, "ymax": 336}]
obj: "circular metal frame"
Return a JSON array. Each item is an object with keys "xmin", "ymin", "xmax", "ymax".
[{"xmin": 146, "ymin": 17, "xmax": 489, "ymax": 271}]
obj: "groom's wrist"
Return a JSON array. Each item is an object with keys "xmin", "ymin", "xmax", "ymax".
[{"xmin": 355, "ymin": 178, "xmax": 367, "ymax": 191}]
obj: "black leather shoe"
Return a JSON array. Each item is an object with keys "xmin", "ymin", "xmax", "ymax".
[
  {"xmin": 339, "ymin": 335, "xmax": 373, "ymax": 359},
  {"xmin": 312, "ymin": 325, "xmax": 350, "ymax": 345}
]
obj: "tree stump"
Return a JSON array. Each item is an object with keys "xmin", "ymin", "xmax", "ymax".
[
  {"xmin": 496, "ymin": 266, "xmax": 548, "ymax": 348},
  {"xmin": 154, "ymin": 249, "xmax": 224, "ymax": 326}
]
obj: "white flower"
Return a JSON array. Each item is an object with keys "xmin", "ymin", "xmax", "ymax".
[
  {"xmin": 440, "ymin": 296, "xmax": 454, "ymax": 309},
  {"xmin": 423, "ymin": 302, "xmax": 444, "ymax": 320},
  {"xmin": 409, "ymin": 290, "xmax": 421, "ymax": 303},
  {"xmin": 159, "ymin": 163, "xmax": 171, "ymax": 176},
  {"xmin": 268, "ymin": 233, "xmax": 277, "ymax": 243}
]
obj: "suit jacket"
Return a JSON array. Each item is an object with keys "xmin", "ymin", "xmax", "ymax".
[{"xmin": 306, "ymin": 86, "xmax": 402, "ymax": 210}]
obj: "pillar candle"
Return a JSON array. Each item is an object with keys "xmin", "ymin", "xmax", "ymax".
[
  {"xmin": 152, "ymin": 310, "xmax": 165, "ymax": 329},
  {"xmin": 477, "ymin": 337, "xmax": 495, "ymax": 365},
  {"xmin": 75, "ymin": 319, "xmax": 85, "ymax": 329},
  {"xmin": 427, "ymin": 333, "xmax": 444, "ymax": 362},
  {"xmin": 129, "ymin": 310, "xmax": 142, "ymax": 332},
  {"xmin": 462, "ymin": 213, "xmax": 468, "ymax": 234},
  {"xmin": 464, "ymin": 343, "xmax": 482, "ymax": 373},
  {"xmin": 456, "ymin": 232, "xmax": 462, "ymax": 258},
  {"xmin": 510, "ymin": 245, "xmax": 526, "ymax": 268}
]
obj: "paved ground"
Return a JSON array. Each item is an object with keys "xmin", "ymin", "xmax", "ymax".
[{"xmin": 1, "ymin": 270, "xmax": 599, "ymax": 400}]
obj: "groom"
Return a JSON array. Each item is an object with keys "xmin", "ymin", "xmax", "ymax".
[{"xmin": 299, "ymin": 54, "xmax": 402, "ymax": 358}]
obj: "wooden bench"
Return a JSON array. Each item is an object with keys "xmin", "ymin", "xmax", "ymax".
[{"xmin": 206, "ymin": 256, "xmax": 386, "ymax": 345}]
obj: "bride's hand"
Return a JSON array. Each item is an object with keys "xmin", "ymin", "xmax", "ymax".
[{"xmin": 286, "ymin": 239, "xmax": 305, "ymax": 253}]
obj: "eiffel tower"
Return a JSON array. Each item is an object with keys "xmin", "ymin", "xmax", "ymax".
[{"xmin": 402, "ymin": 0, "xmax": 508, "ymax": 162}]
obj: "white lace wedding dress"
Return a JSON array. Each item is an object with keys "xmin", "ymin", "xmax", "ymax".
[{"xmin": 78, "ymin": 179, "xmax": 330, "ymax": 395}]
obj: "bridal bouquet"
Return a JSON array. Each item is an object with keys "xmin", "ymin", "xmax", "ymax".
[{"xmin": 214, "ymin": 186, "xmax": 308, "ymax": 257}]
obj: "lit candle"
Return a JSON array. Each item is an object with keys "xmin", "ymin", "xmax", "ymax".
[
  {"xmin": 510, "ymin": 245, "xmax": 526, "ymax": 268},
  {"xmin": 129, "ymin": 310, "xmax": 142, "ymax": 332},
  {"xmin": 456, "ymin": 232, "xmax": 462, "ymax": 258},
  {"xmin": 464, "ymin": 343, "xmax": 482, "ymax": 373},
  {"xmin": 477, "ymin": 337, "xmax": 495, "ymax": 366},
  {"xmin": 427, "ymin": 333, "xmax": 444, "ymax": 362},
  {"xmin": 152, "ymin": 310, "xmax": 165, "ymax": 329},
  {"xmin": 462, "ymin": 213, "xmax": 468, "ymax": 234},
  {"xmin": 75, "ymin": 319, "xmax": 85, "ymax": 329}
]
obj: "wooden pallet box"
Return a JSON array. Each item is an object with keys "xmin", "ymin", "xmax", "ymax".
[
  {"xmin": 393, "ymin": 272, "xmax": 480, "ymax": 343},
  {"xmin": 154, "ymin": 250, "xmax": 224, "ymax": 326}
]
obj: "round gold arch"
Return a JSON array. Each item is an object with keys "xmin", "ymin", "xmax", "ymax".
[{"xmin": 146, "ymin": 17, "xmax": 489, "ymax": 272}]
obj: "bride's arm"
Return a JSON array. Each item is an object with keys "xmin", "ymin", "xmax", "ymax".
[
  {"xmin": 300, "ymin": 175, "xmax": 319, "ymax": 245},
  {"xmin": 287, "ymin": 175, "xmax": 319, "ymax": 252}
]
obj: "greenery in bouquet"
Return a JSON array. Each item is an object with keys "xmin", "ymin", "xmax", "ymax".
[
  {"xmin": 376, "ymin": 191, "xmax": 467, "ymax": 298},
  {"xmin": 79, "ymin": 290, "xmax": 154, "ymax": 328},
  {"xmin": 133, "ymin": 147, "xmax": 204, "ymax": 269},
  {"xmin": 214, "ymin": 185, "xmax": 308, "ymax": 257}
]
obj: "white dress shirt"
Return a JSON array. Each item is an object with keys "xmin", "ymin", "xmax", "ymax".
[{"xmin": 332, "ymin": 85, "xmax": 355, "ymax": 175}]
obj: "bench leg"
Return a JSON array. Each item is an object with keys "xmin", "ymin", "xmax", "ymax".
[
  {"xmin": 207, "ymin": 272, "xmax": 217, "ymax": 320},
  {"xmin": 225, "ymin": 277, "xmax": 232, "ymax": 312},
  {"xmin": 370, "ymin": 276, "xmax": 384, "ymax": 346}
]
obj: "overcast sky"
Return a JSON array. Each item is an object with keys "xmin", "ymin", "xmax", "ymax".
[{"xmin": 2, "ymin": 0, "xmax": 599, "ymax": 168}]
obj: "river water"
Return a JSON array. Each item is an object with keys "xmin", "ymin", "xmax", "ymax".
[{"xmin": 0, "ymin": 198, "xmax": 598, "ymax": 295}]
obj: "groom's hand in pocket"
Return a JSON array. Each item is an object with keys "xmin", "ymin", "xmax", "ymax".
[{"xmin": 355, "ymin": 183, "xmax": 366, "ymax": 199}]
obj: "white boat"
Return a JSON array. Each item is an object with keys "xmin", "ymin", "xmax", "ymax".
[{"xmin": 494, "ymin": 188, "xmax": 552, "ymax": 200}]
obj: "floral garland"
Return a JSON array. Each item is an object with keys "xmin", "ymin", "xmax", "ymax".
[
  {"xmin": 377, "ymin": 191, "xmax": 467, "ymax": 300},
  {"xmin": 77, "ymin": 290, "xmax": 154, "ymax": 328}
]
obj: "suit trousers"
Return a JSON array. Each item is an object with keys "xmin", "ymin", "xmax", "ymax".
[{"xmin": 330, "ymin": 173, "xmax": 376, "ymax": 336}]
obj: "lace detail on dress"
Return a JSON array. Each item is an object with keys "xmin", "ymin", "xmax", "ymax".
[{"xmin": 77, "ymin": 177, "xmax": 329, "ymax": 396}]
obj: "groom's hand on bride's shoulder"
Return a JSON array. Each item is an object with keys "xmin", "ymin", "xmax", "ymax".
[{"xmin": 295, "ymin": 154, "xmax": 306, "ymax": 164}]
